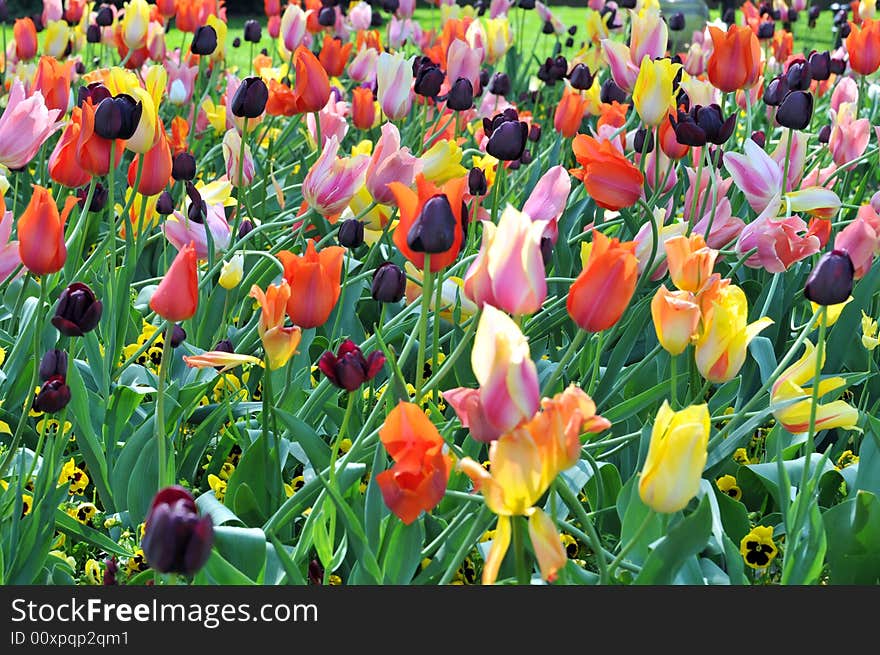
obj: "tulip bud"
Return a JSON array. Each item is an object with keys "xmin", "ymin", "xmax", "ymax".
[
  {"xmin": 191, "ymin": 25, "xmax": 218, "ymax": 56},
  {"xmin": 809, "ymin": 51, "xmax": 831, "ymax": 80},
  {"xmin": 750, "ymin": 130, "xmax": 766, "ymax": 148},
  {"xmin": 775, "ymin": 90, "xmax": 813, "ymax": 130},
  {"xmin": 170, "ymin": 324, "xmax": 187, "ymax": 348},
  {"xmin": 371, "ymin": 262, "xmax": 406, "ymax": 303},
  {"xmin": 218, "ymin": 253, "xmax": 244, "ymax": 290},
  {"xmin": 86, "ymin": 24, "xmax": 101, "ymax": 43},
  {"xmin": 722, "ymin": 7, "xmax": 736, "ymax": 23},
  {"xmin": 484, "ymin": 109, "xmax": 528, "ymax": 161},
  {"xmin": 808, "ymin": 5, "xmax": 821, "ymax": 20},
  {"xmin": 414, "ymin": 61, "xmax": 444, "ymax": 98},
  {"xmin": 829, "ymin": 58, "xmax": 846, "ymax": 75},
  {"xmin": 94, "ymin": 95, "xmax": 142, "ymax": 140},
  {"xmin": 407, "ymin": 195, "xmax": 457, "ymax": 253},
  {"xmin": 529, "ymin": 124, "xmax": 542, "ymax": 142},
  {"xmin": 318, "ymin": 339, "xmax": 386, "ymax": 391},
  {"xmin": 542, "ymin": 19, "xmax": 555, "ymax": 34},
  {"xmin": 141, "ymin": 486, "xmax": 214, "ymax": 576},
  {"xmin": 318, "ymin": 6, "xmax": 335, "ymax": 25},
  {"xmin": 96, "ymin": 5, "xmax": 113, "ymax": 26},
  {"xmin": 804, "ymin": 249, "xmax": 854, "ymax": 306},
  {"xmin": 232, "ymin": 37, "xmax": 241, "ymax": 48},
  {"xmin": 785, "ymin": 60, "xmax": 811, "ymax": 91},
  {"xmin": 757, "ymin": 20, "xmax": 775, "ymax": 38},
  {"xmin": 52, "ymin": 283, "xmax": 103, "ymax": 337},
  {"xmin": 446, "ymin": 77, "xmax": 474, "ymax": 111},
  {"xmin": 77, "ymin": 183, "xmax": 107, "ymax": 212},
  {"xmin": 230, "ymin": 77, "xmax": 269, "ymax": 118},
  {"xmin": 468, "ymin": 168, "xmax": 487, "ymax": 196},
  {"xmin": 600, "ymin": 78, "xmax": 627, "ymax": 104},
  {"xmin": 186, "ymin": 181, "xmax": 207, "ymax": 223},
  {"xmin": 238, "ymin": 219, "xmax": 254, "ymax": 239},
  {"xmin": 634, "ymin": 127, "xmax": 654, "ymax": 153},
  {"xmin": 568, "ymin": 63, "xmax": 594, "ymax": 91},
  {"xmin": 488, "ymin": 72, "xmax": 511, "ymax": 96},
  {"xmin": 479, "ymin": 68, "xmax": 491, "ymax": 90},
  {"xmin": 763, "ymin": 76, "xmax": 789, "ymax": 106},
  {"xmin": 668, "ymin": 11, "xmax": 685, "ymax": 30},
  {"xmin": 172, "ymin": 153, "xmax": 196, "ymax": 181},
  {"xmin": 214, "ymin": 339, "xmax": 234, "ymax": 354},
  {"xmin": 818, "ymin": 124, "xmax": 831, "ymax": 143},
  {"xmin": 540, "ymin": 235, "xmax": 554, "ymax": 266},
  {"xmin": 565, "ymin": 37, "xmax": 574, "ymax": 47},
  {"xmin": 839, "ymin": 22, "xmax": 851, "ymax": 38},
  {"xmin": 338, "ymin": 219, "xmax": 365, "ymax": 248},
  {"xmin": 39, "ymin": 349, "xmax": 68, "ymax": 382},
  {"xmin": 156, "ymin": 191, "xmax": 175, "ymax": 215},
  {"xmin": 244, "ymin": 19, "xmax": 262, "ymax": 43},
  {"xmin": 34, "ymin": 375, "xmax": 71, "ymax": 413}
]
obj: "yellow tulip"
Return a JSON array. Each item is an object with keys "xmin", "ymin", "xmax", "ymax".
[
  {"xmin": 144, "ymin": 65, "xmax": 168, "ymax": 110},
  {"xmin": 207, "ymin": 15, "xmax": 227, "ymax": 62},
  {"xmin": 419, "ymin": 139, "xmax": 467, "ymax": 185},
  {"xmin": 219, "ymin": 253, "xmax": 244, "ymax": 290},
  {"xmin": 202, "ymin": 98, "xmax": 227, "ymax": 136},
  {"xmin": 810, "ymin": 296, "xmax": 852, "ymax": 329},
  {"xmin": 632, "ymin": 55, "xmax": 682, "ymax": 127},
  {"xmin": 651, "ymin": 286, "xmax": 701, "ymax": 356},
  {"xmin": 484, "ymin": 18, "xmax": 512, "ymax": 63},
  {"xmin": 638, "ymin": 400, "xmax": 710, "ymax": 513},
  {"xmin": 861, "ymin": 311, "xmax": 879, "ymax": 351},
  {"xmin": 42, "ymin": 20, "xmax": 70, "ymax": 59},
  {"xmin": 125, "ymin": 86, "xmax": 158, "ymax": 154},
  {"xmin": 121, "ymin": 0, "xmax": 151, "ymax": 50}
]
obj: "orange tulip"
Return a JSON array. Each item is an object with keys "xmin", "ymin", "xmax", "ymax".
[
  {"xmin": 32, "ymin": 56, "xmax": 75, "ymax": 115},
  {"xmin": 376, "ymin": 401, "xmax": 453, "ymax": 525},
  {"xmin": 150, "ymin": 242, "xmax": 199, "ymax": 322},
  {"xmin": 76, "ymin": 99, "xmax": 124, "ymax": 177},
  {"xmin": 266, "ymin": 79, "xmax": 298, "ymax": 117},
  {"xmin": 249, "ymin": 280, "xmax": 303, "ymax": 370},
  {"xmin": 554, "ymin": 86, "xmax": 590, "ymax": 138},
  {"xmin": 571, "ymin": 134, "xmax": 644, "ymax": 211},
  {"xmin": 706, "ymin": 25, "xmax": 762, "ymax": 93},
  {"xmin": 318, "ymin": 34, "xmax": 353, "ymax": 78},
  {"xmin": 13, "ymin": 18, "xmax": 38, "ymax": 61},
  {"xmin": 290, "ymin": 45, "xmax": 331, "ymax": 114},
  {"xmin": 567, "ymin": 231, "xmax": 638, "ymax": 332},
  {"xmin": 651, "ymin": 286, "xmax": 701, "ymax": 356},
  {"xmin": 846, "ymin": 19, "xmax": 880, "ymax": 76},
  {"xmin": 170, "ymin": 116, "xmax": 190, "ymax": 156},
  {"xmin": 664, "ymin": 233, "xmax": 718, "ymax": 294},
  {"xmin": 276, "ymin": 239, "xmax": 345, "ymax": 329},
  {"xmin": 352, "ymin": 86, "xmax": 376, "ymax": 131},
  {"xmin": 659, "ymin": 114, "xmax": 689, "ymax": 159},
  {"xmin": 597, "ymin": 101, "xmax": 629, "ymax": 132},
  {"xmin": 388, "ymin": 174, "xmax": 467, "ymax": 273},
  {"xmin": 18, "ymin": 186, "xmax": 77, "ymax": 276},
  {"xmin": 48, "ymin": 107, "xmax": 90, "ymax": 188},
  {"xmin": 127, "ymin": 120, "xmax": 172, "ymax": 197}
]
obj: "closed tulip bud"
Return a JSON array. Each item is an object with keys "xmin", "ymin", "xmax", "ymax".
[
  {"xmin": 94, "ymin": 95, "xmax": 142, "ymax": 140},
  {"xmin": 39, "ymin": 349, "xmax": 68, "ymax": 382},
  {"xmin": 488, "ymin": 72, "xmax": 511, "ymax": 96},
  {"xmin": 785, "ymin": 60, "xmax": 811, "ymax": 91},
  {"xmin": 141, "ymin": 486, "xmax": 214, "ymax": 576},
  {"xmin": 468, "ymin": 168, "xmax": 487, "ymax": 196},
  {"xmin": 757, "ymin": 20, "xmax": 775, "ymax": 38},
  {"xmin": 565, "ymin": 37, "xmax": 574, "ymax": 47},
  {"xmin": 804, "ymin": 249, "xmax": 854, "ymax": 306},
  {"xmin": 238, "ymin": 219, "xmax": 254, "ymax": 239},
  {"xmin": 414, "ymin": 62, "xmax": 444, "ymax": 97},
  {"xmin": 214, "ymin": 339, "xmax": 234, "ymax": 354},
  {"xmin": 651, "ymin": 286, "xmax": 701, "ymax": 355},
  {"xmin": 638, "ymin": 401, "xmax": 710, "ymax": 513},
  {"xmin": 818, "ymin": 124, "xmax": 831, "ymax": 143},
  {"xmin": 191, "ymin": 25, "xmax": 217, "ymax": 56},
  {"xmin": 34, "ymin": 375, "xmax": 71, "ymax": 413},
  {"xmin": 600, "ymin": 78, "xmax": 627, "ymax": 104},
  {"xmin": 371, "ymin": 262, "xmax": 406, "ymax": 303},
  {"xmin": 776, "ymin": 90, "xmax": 813, "ymax": 130},
  {"xmin": 318, "ymin": 6, "xmax": 335, "ymax": 25},
  {"xmin": 156, "ymin": 191, "xmax": 175, "ymax": 215},
  {"xmin": 479, "ymin": 69, "xmax": 491, "ymax": 90},
  {"xmin": 170, "ymin": 324, "xmax": 187, "ymax": 348},
  {"xmin": 149, "ymin": 242, "xmax": 199, "ymax": 322},
  {"xmin": 95, "ymin": 5, "xmax": 113, "ymax": 26},
  {"xmin": 86, "ymin": 24, "xmax": 101, "ymax": 43},
  {"xmin": 542, "ymin": 19, "xmax": 555, "ymax": 34},
  {"xmin": 750, "ymin": 130, "xmax": 766, "ymax": 147},
  {"xmin": 244, "ymin": 19, "xmax": 262, "ymax": 43},
  {"xmin": 568, "ymin": 63, "xmax": 594, "ymax": 90},
  {"xmin": 52, "ymin": 282, "xmax": 102, "ymax": 337},
  {"xmin": 809, "ymin": 51, "xmax": 831, "ymax": 80},
  {"xmin": 77, "ymin": 183, "xmax": 107, "ymax": 212},
  {"xmin": 407, "ymin": 195, "xmax": 457, "ymax": 254},
  {"xmin": 338, "ymin": 219, "xmax": 365, "ymax": 248},
  {"xmin": 446, "ymin": 77, "xmax": 473, "ymax": 111},
  {"xmin": 172, "ymin": 152, "xmax": 196, "ymax": 181},
  {"xmin": 634, "ymin": 127, "xmax": 654, "ymax": 153},
  {"xmin": 763, "ymin": 76, "xmax": 789, "ymax": 106},
  {"xmin": 485, "ymin": 110, "xmax": 528, "ymax": 161},
  {"xmin": 668, "ymin": 11, "xmax": 685, "ymax": 30},
  {"xmin": 231, "ymin": 77, "xmax": 269, "ymax": 118},
  {"xmin": 218, "ymin": 252, "xmax": 244, "ymax": 290},
  {"xmin": 232, "ymin": 37, "xmax": 241, "ymax": 48},
  {"xmin": 529, "ymin": 124, "xmax": 542, "ymax": 142},
  {"xmin": 318, "ymin": 340, "xmax": 385, "ymax": 391},
  {"xmin": 829, "ymin": 57, "xmax": 846, "ymax": 74},
  {"xmin": 185, "ymin": 181, "xmax": 206, "ymax": 223}
]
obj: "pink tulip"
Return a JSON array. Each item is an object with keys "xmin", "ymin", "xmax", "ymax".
[
  {"xmin": 463, "ymin": 205, "xmax": 548, "ymax": 316},
  {"xmin": 490, "ymin": 0, "xmax": 513, "ymax": 18},
  {"xmin": 222, "ymin": 129, "xmax": 254, "ymax": 188},
  {"xmin": 802, "ymin": 163, "xmax": 837, "ymax": 188},
  {"xmin": 42, "ymin": 0, "xmax": 63, "ymax": 26},
  {"xmin": 348, "ymin": 46, "xmax": 378, "ymax": 84},
  {"xmin": 281, "ymin": 4, "xmax": 307, "ymax": 52},
  {"xmin": 307, "ymin": 98, "xmax": 350, "ymax": 148},
  {"xmin": 388, "ymin": 17, "xmax": 413, "ymax": 49},
  {"xmin": 831, "ymin": 76, "xmax": 859, "ymax": 113},
  {"xmin": 684, "ymin": 164, "xmax": 732, "ymax": 223},
  {"xmin": 347, "ymin": 1, "xmax": 372, "ymax": 31},
  {"xmin": 829, "ymin": 102, "xmax": 871, "ymax": 167},
  {"xmin": 692, "ymin": 198, "xmax": 745, "ymax": 249},
  {"xmin": 601, "ymin": 9, "xmax": 667, "ymax": 93},
  {"xmin": 0, "ymin": 210, "xmax": 21, "ymax": 283},
  {"xmin": 602, "ymin": 40, "xmax": 640, "ymax": 92},
  {"xmin": 736, "ymin": 214, "xmax": 821, "ymax": 273},
  {"xmin": 163, "ymin": 205, "xmax": 231, "ymax": 260},
  {"xmin": 477, "ymin": 91, "xmax": 514, "ymax": 119},
  {"xmin": 365, "ymin": 123, "xmax": 419, "ymax": 205},
  {"xmin": 396, "ymin": 0, "xmax": 416, "ymax": 18},
  {"xmin": 442, "ymin": 387, "xmax": 502, "ymax": 443},
  {"xmin": 165, "ymin": 59, "xmax": 198, "ymax": 106},
  {"xmin": 376, "ymin": 51, "xmax": 413, "ymax": 121},
  {"xmin": 642, "ymin": 149, "xmax": 678, "ymax": 195},
  {"xmin": 302, "ymin": 135, "xmax": 369, "ymax": 217},
  {"xmin": 723, "ymin": 138, "xmax": 784, "ymax": 214},
  {"xmin": 522, "ymin": 165, "xmax": 571, "ymax": 244},
  {"xmin": 447, "ymin": 39, "xmax": 483, "ymax": 93},
  {"xmin": 0, "ymin": 80, "xmax": 62, "ymax": 170},
  {"xmin": 835, "ymin": 205, "xmax": 880, "ymax": 278}
]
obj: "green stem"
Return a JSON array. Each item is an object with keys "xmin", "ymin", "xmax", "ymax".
[
  {"xmin": 542, "ymin": 329, "xmax": 587, "ymax": 396},
  {"xmin": 554, "ymin": 479, "xmax": 609, "ymax": 584},
  {"xmin": 414, "ymin": 254, "xmax": 434, "ymax": 402},
  {"xmin": 799, "ymin": 306, "xmax": 826, "ymax": 492},
  {"xmin": 231, "ymin": 119, "xmax": 249, "ymax": 237},
  {"xmin": 669, "ymin": 353, "xmax": 678, "ymax": 409},
  {"xmin": 155, "ymin": 322, "xmax": 175, "ymax": 489},
  {"xmin": 511, "ymin": 515, "xmax": 530, "ymax": 585},
  {"xmin": 328, "ymin": 392, "xmax": 357, "ymax": 488},
  {"xmin": 607, "ymin": 510, "xmax": 654, "ymax": 579}
]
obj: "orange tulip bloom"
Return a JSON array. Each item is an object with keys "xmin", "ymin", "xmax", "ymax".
[
  {"xmin": 76, "ymin": 99, "xmax": 124, "ymax": 177},
  {"xmin": 706, "ymin": 25, "xmax": 762, "ymax": 93},
  {"xmin": 290, "ymin": 45, "xmax": 331, "ymax": 114},
  {"xmin": 127, "ymin": 120, "xmax": 172, "ymax": 197},
  {"xmin": 664, "ymin": 233, "xmax": 718, "ymax": 293},
  {"xmin": 554, "ymin": 86, "xmax": 590, "ymax": 138},
  {"xmin": 376, "ymin": 401, "xmax": 453, "ymax": 525},
  {"xmin": 846, "ymin": 19, "xmax": 880, "ymax": 76},
  {"xmin": 571, "ymin": 134, "xmax": 644, "ymax": 211},
  {"xmin": 32, "ymin": 57, "xmax": 75, "ymax": 115},
  {"xmin": 352, "ymin": 86, "xmax": 376, "ymax": 131},
  {"xmin": 170, "ymin": 116, "xmax": 190, "ymax": 156},
  {"xmin": 150, "ymin": 242, "xmax": 199, "ymax": 322},
  {"xmin": 266, "ymin": 79, "xmax": 298, "ymax": 117},
  {"xmin": 18, "ymin": 185, "xmax": 77, "ymax": 276},
  {"xmin": 567, "ymin": 231, "xmax": 638, "ymax": 332},
  {"xmin": 249, "ymin": 280, "xmax": 303, "ymax": 370},
  {"xmin": 318, "ymin": 35, "xmax": 353, "ymax": 78},
  {"xmin": 659, "ymin": 114, "xmax": 689, "ymax": 159},
  {"xmin": 356, "ymin": 29, "xmax": 384, "ymax": 53},
  {"xmin": 596, "ymin": 101, "xmax": 629, "ymax": 132},
  {"xmin": 48, "ymin": 107, "xmax": 91, "ymax": 188},
  {"xmin": 771, "ymin": 30, "xmax": 793, "ymax": 64},
  {"xmin": 13, "ymin": 18, "xmax": 38, "ymax": 61},
  {"xmin": 276, "ymin": 239, "xmax": 345, "ymax": 329},
  {"xmin": 388, "ymin": 174, "xmax": 467, "ymax": 273}
]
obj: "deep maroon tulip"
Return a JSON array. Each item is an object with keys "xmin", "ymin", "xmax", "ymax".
[
  {"xmin": 529, "ymin": 124, "xmax": 542, "ymax": 142},
  {"xmin": 39, "ymin": 349, "xmax": 68, "ymax": 381},
  {"xmin": 371, "ymin": 262, "xmax": 406, "ymax": 303},
  {"xmin": 785, "ymin": 60, "xmax": 811, "ymax": 91},
  {"xmin": 318, "ymin": 6, "xmax": 335, "ymax": 25},
  {"xmin": 488, "ymin": 72, "xmax": 511, "ymax": 96},
  {"xmin": 407, "ymin": 195, "xmax": 457, "ymax": 253},
  {"xmin": 86, "ymin": 24, "xmax": 101, "ymax": 43},
  {"xmin": 775, "ymin": 90, "xmax": 813, "ymax": 130},
  {"xmin": 77, "ymin": 82, "xmax": 111, "ymax": 108},
  {"xmin": 186, "ymin": 181, "xmax": 207, "ymax": 223},
  {"xmin": 634, "ymin": 127, "xmax": 654, "ymax": 152},
  {"xmin": 230, "ymin": 77, "xmax": 268, "ymax": 118},
  {"xmin": 764, "ymin": 76, "xmax": 789, "ymax": 106},
  {"xmin": 414, "ymin": 59, "xmax": 444, "ymax": 98},
  {"xmin": 77, "ymin": 183, "xmax": 107, "ymax": 212},
  {"xmin": 34, "ymin": 375, "xmax": 71, "ymax": 413},
  {"xmin": 446, "ymin": 77, "xmax": 474, "ymax": 111},
  {"xmin": 318, "ymin": 340, "xmax": 386, "ymax": 391},
  {"xmin": 156, "ymin": 191, "xmax": 175, "ymax": 215},
  {"xmin": 172, "ymin": 152, "xmax": 196, "ymax": 181},
  {"xmin": 468, "ymin": 167, "xmax": 487, "ymax": 196},
  {"xmin": 95, "ymin": 94, "xmax": 142, "ymax": 140},
  {"xmin": 829, "ymin": 58, "xmax": 846, "ymax": 75},
  {"xmin": 757, "ymin": 20, "xmax": 775, "ymax": 38},
  {"xmin": 244, "ymin": 19, "xmax": 262, "ymax": 43},
  {"xmin": 600, "ymin": 78, "xmax": 627, "ymax": 104},
  {"xmin": 750, "ymin": 130, "xmax": 766, "ymax": 148},
  {"xmin": 484, "ymin": 109, "xmax": 528, "ymax": 161},
  {"xmin": 818, "ymin": 124, "xmax": 831, "ymax": 143},
  {"xmin": 238, "ymin": 219, "xmax": 254, "ymax": 239},
  {"xmin": 537, "ymin": 56, "xmax": 567, "ymax": 84},
  {"xmin": 170, "ymin": 324, "xmax": 187, "ymax": 348},
  {"xmin": 804, "ymin": 249, "xmax": 854, "ymax": 306},
  {"xmin": 568, "ymin": 63, "xmax": 594, "ymax": 91},
  {"xmin": 808, "ymin": 51, "xmax": 831, "ymax": 80},
  {"xmin": 668, "ymin": 11, "xmax": 685, "ymax": 30},
  {"xmin": 338, "ymin": 219, "xmax": 365, "ymax": 248},
  {"xmin": 190, "ymin": 25, "xmax": 217, "ymax": 56},
  {"xmin": 52, "ymin": 283, "xmax": 103, "ymax": 337},
  {"xmin": 141, "ymin": 486, "xmax": 214, "ymax": 576}
]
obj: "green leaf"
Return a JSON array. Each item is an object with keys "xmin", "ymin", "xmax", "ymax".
[
  {"xmin": 212, "ymin": 525, "xmax": 268, "ymax": 582},
  {"xmin": 854, "ymin": 430, "xmax": 880, "ymax": 497},
  {"xmin": 55, "ymin": 510, "xmax": 133, "ymax": 558},
  {"xmin": 379, "ymin": 518, "xmax": 425, "ymax": 585},
  {"xmin": 634, "ymin": 495, "xmax": 713, "ymax": 585},
  {"xmin": 194, "ymin": 550, "xmax": 256, "ymax": 585},
  {"xmin": 781, "ymin": 490, "xmax": 827, "ymax": 585},
  {"xmin": 616, "ymin": 477, "xmax": 663, "ymax": 566},
  {"xmin": 275, "ymin": 409, "xmax": 331, "ymax": 472},
  {"xmin": 748, "ymin": 337, "xmax": 777, "ymax": 385},
  {"xmin": 66, "ymin": 361, "xmax": 112, "ymax": 511},
  {"xmin": 822, "ymin": 490, "xmax": 880, "ymax": 584}
]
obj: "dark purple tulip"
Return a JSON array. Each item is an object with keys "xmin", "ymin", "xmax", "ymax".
[
  {"xmin": 95, "ymin": 4, "xmax": 113, "ymax": 26},
  {"xmin": 172, "ymin": 152, "xmax": 196, "ymax": 181},
  {"xmin": 77, "ymin": 82, "xmax": 111, "ymax": 108},
  {"xmin": 696, "ymin": 104, "xmax": 736, "ymax": 145},
  {"xmin": 232, "ymin": 36, "xmax": 241, "ymax": 48},
  {"xmin": 94, "ymin": 94, "xmax": 142, "ymax": 140},
  {"xmin": 214, "ymin": 339, "xmax": 234, "ymax": 354},
  {"xmin": 238, "ymin": 219, "xmax": 254, "ymax": 239},
  {"xmin": 141, "ymin": 486, "xmax": 214, "ymax": 576},
  {"xmin": 764, "ymin": 76, "xmax": 789, "ymax": 106},
  {"xmin": 414, "ymin": 61, "xmax": 444, "ymax": 98},
  {"xmin": 338, "ymin": 219, "xmax": 365, "ymax": 248},
  {"xmin": 407, "ymin": 195, "xmax": 457, "ymax": 253},
  {"xmin": 318, "ymin": 6, "xmax": 336, "ymax": 25},
  {"xmin": 804, "ymin": 250, "xmax": 854, "ymax": 306},
  {"xmin": 102, "ymin": 557, "xmax": 118, "ymax": 585},
  {"xmin": 230, "ymin": 77, "xmax": 268, "ymax": 118},
  {"xmin": 371, "ymin": 12, "xmax": 385, "ymax": 27},
  {"xmin": 519, "ymin": 0, "xmax": 536, "ymax": 9},
  {"xmin": 809, "ymin": 51, "xmax": 831, "ymax": 80},
  {"xmin": 170, "ymin": 324, "xmax": 187, "ymax": 348},
  {"xmin": 529, "ymin": 124, "xmax": 542, "ymax": 142},
  {"xmin": 244, "ymin": 19, "xmax": 262, "ymax": 43},
  {"xmin": 722, "ymin": 7, "xmax": 736, "ymax": 24},
  {"xmin": 156, "ymin": 191, "xmax": 175, "ymax": 215},
  {"xmin": 750, "ymin": 130, "xmax": 766, "ymax": 148},
  {"xmin": 318, "ymin": 340, "xmax": 386, "ymax": 391},
  {"xmin": 839, "ymin": 22, "xmax": 851, "ymax": 38},
  {"xmin": 542, "ymin": 19, "xmax": 555, "ymax": 34},
  {"xmin": 308, "ymin": 559, "xmax": 324, "ymax": 585},
  {"xmin": 785, "ymin": 60, "xmax": 811, "ymax": 91},
  {"xmin": 668, "ymin": 11, "xmax": 685, "ymax": 30},
  {"xmin": 568, "ymin": 63, "xmax": 594, "ymax": 91},
  {"xmin": 39, "ymin": 350, "xmax": 68, "ymax": 382},
  {"xmin": 600, "ymin": 78, "xmax": 627, "ymax": 104},
  {"xmin": 829, "ymin": 58, "xmax": 846, "ymax": 75},
  {"xmin": 634, "ymin": 127, "xmax": 655, "ymax": 152},
  {"xmin": 488, "ymin": 72, "xmax": 511, "ymax": 97},
  {"xmin": 371, "ymin": 262, "xmax": 406, "ymax": 303},
  {"xmin": 484, "ymin": 109, "xmax": 528, "ymax": 161},
  {"xmin": 818, "ymin": 124, "xmax": 831, "ymax": 143},
  {"xmin": 33, "ymin": 376, "xmax": 71, "ymax": 413},
  {"xmin": 537, "ymin": 55, "xmax": 567, "ymax": 85},
  {"xmin": 808, "ymin": 5, "xmax": 821, "ymax": 21},
  {"xmin": 52, "ymin": 283, "xmax": 102, "ymax": 337},
  {"xmin": 520, "ymin": 148, "xmax": 532, "ymax": 165},
  {"xmin": 190, "ymin": 25, "xmax": 217, "ymax": 56},
  {"xmin": 775, "ymin": 90, "xmax": 813, "ymax": 130},
  {"xmin": 77, "ymin": 183, "xmax": 107, "ymax": 212},
  {"xmin": 540, "ymin": 235, "xmax": 554, "ymax": 266},
  {"xmin": 478, "ymin": 68, "xmax": 491, "ymax": 91},
  {"xmin": 446, "ymin": 77, "xmax": 474, "ymax": 111},
  {"xmin": 382, "ymin": 0, "xmax": 399, "ymax": 12},
  {"xmin": 86, "ymin": 24, "xmax": 101, "ymax": 43},
  {"xmin": 468, "ymin": 167, "xmax": 487, "ymax": 196},
  {"xmin": 565, "ymin": 37, "xmax": 574, "ymax": 48},
  {"xmin": 0, "ymin": 0, "xmax": 8, "ymax": 22},
  {"xmin": 186, "ymin": 181, "xmax": 207, "ymax": 223},
  {"xmin": 757, "ymin": 20, "xmax": 775, "ymax": 39},
  {"xmin": 568, "ymin": 25, "xmax": 577, "ymax": 35}
]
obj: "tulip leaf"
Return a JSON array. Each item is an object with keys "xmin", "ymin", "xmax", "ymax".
[
  {"xmin": 822, "ymin": 490, "xmax": 880, "ymax": 584},
  {"xmin": 54, "ymin": 509, "xmax": 133, "ymax": 558},
  {"xmin": 781, "ymin": 490, "xmax": 827, "ymax": 585},
  {"xmin": 364, "ymin": 438, "xmax": 389, "ymax": 551},
  {"xmin": 275, "ymin": 409, "xmax": 331, "ymax": 472},
  {"xmin": 195, "ymin": 550, "xmax": 256, "ymax": 585},
  {"xmin": 616, "ymin": 477, "xmax": 663, "ymax": 566},
  {"xmin": 195, "ymin": 490, "xmax": 245, "ymax": 527},
  {"xmin": 379, "ymin": 517, "xmax": 425, "ymax": 585},
  {"xmin": 212, "ymin": 525, "xmax": 268, "ymax": 582},
  {"xmin": 854, "ymin": 425, "xmax": 880, "ymax": 497},
  {"xmin": 748, "ymin": 336, "xmax": 777, "ymax": 385},
  {"xmin": 634, "ymin": 495, "xmax": 713, "ymax": 585}
]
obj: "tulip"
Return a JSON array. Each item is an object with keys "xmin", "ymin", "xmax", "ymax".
[
  {"xmin": 775, "ymin": 90, "xmax": 813, "ymax": 131},
  {"xmin": 638, "ymin": 401, "xmax": 710, "ymax": 513},
  {"xmin": 651, "ymin": 286, "xmax": 701, "ymax": 356},
  {"xmin": 567, "ymin": 231, "xmax": 638, "ymax": 332},
  {"xmin": 414, "ymin": 59, "xmax": 444, "ymax": 97},
  {"xmin": 829, "ymin": 102, "xmax": 871, "ymax": 168},
  {"xmin": 484, "ymin": 109, "xmax": 528, "ymax": 161},
  {"xmin": 571, "ymin": 134, "xmax": 644, "ymax": 211},
  {"xmin": 13, "ymin": 18, "xmax": 38, "ymax": 61},
  {"xmin": 804, "ymin": 250, "xmax": 855, "ymax": 306},
  {"xmin": 446, "ymin": 39, "xmax": 483, "ymax": 93},
  {"xmin": 352, "ymin": 87, "xmax": 377, "ymax": 131},
  {"xmin": 276, "ymin": 239, "xmax": 345, "ymax": 329},
  {"xmin": 365, "ymin": 123, "xmax": 418, "ymax": 205},
  {"xmin": 49, "ymin": 107, "xmax": 91, "ymax": 189},
  {"xmin": 18, "ymin": 186, "xmax": 77, "ymax": 276},
  {"xmin": 302, "ymin": 135, "xmax": 369, "ymax": 218},
  {"xmin": 95, "ymin": 94, "xmax": 143, "ymax": 142},
  {"xmin": 127, "ymin": 122, "xmax": 172, "ymax": 197},
  {"xmin": 52, "ymin": 283, "xmax": 103, "ymax": 337},
  {"xmin": 318, "ymin": 340, "xmax": 385, "ymax": 391},
  {"xmin": 735, "ymin": 214, "xmax": 822, "ymax": 273},
  {"xmin": 419, "ymin": 139, "xmax": 466, "ymax": 185},
  {"xmin": 694, "ymin": 283, "xmax": 773, "ymax": 383},
  {"xmin": 289, "ymin": 46, "xmax": 332, "ymax": 115},
  {"xmin": 722, "ymin": 138, "xmax": 784, "ymax": 215},
  {"xmin": 468, "ymin": 168, "xmax": 488, "ymax": 196},
  {"xmin": 182, "ymin": 351, "xmax": 262, "ymax": 372},
  {"xmin": 376, "ymin": 402, "xmax": 453, "ymax": 525},
  {"xmin": 665, "ymin": 234, "xmax": 718, "ymax": 293},
  {"xmin": 632, "ymin": 56, "xmax": 682, "ymax": 128},
  {"xmin": 249, "ymin": 280, "xmax": 302, "ymax": 370},
  {"xmin": 521, "ymin": 165, "xmax": 570, "ymax": 244},
  {"xmin": 0, "ymin": 210, "xmax": 21, "ymax": 284},
  {"xmin": 141, "ymin": 486, "xmax": 213, "ymax": 576},
  {"xmin": 0, "ymin": 80, "xmax": 62, "ymax": 171},
  {"xmin": 554, "ymin": 86, "xmax": 590, "ymax": 138},
  {"xmin": 671, "ymin": 104, "xmax": 736, "ymax": 147},
  {"xmin": 172, "ymin": 153, "xmax": 196, "ymax": 182},
  {"xmin": 218, "ymin": 253, "xmax": 244, "ymax": 290},
  {"xmin": 149, "ymin": 242, "xmax": 199, "ymax": 322},
  {"xmin": 372, "ymin": 262, "xmax": 407, "ymax": 303},
  {"xmin": 121, "ymin": 0, "xmax": 150, "ymax": 50},
  {"xmin": 33, "ymin": 56, "xmax": 75, "ymax": 116},
  {"xmin": 463, "ymin": 205, "xmax": 547, "ymax": 316},
  {"xmin": 834, "ymin": 204, "xmax": 880, "ymax": 279},
  {"xmin": 771, "ymin": 340, "xmax": 859, "ymax": 433},
  {"xmin": 34, "ymin": 376, "xmax": 72, "ymax": 414},
  {"xmin": 707, "ymin": 25, "xmax": 762, "ymax": 92},
  {"xmin": 845, "ymin": 18, "xmax": 880, "ymax": 76},
  {"xmin": 280, "ymin": 4, "xmax": 307, "ymax": 52},
  {"xmin": 600, "ymin": 8, "xmax": 667, "ymax": 93},
  {"xmin": 318, "ymin": 35, "xmax": 353, "ymax": 78},
  {"xmin": 377, "ymin": 51, "xmax": 414, "ymax": 120},
  {"xmin": 39, "ymin": 349, "xmax": 68, "ymax": 382},
  {"xmin": 231, "ymin": 77, "xmax": 269, "ymax": 119},
  {"xmin": 222, "ymin": 129, "xmax": 255, "ymax": 188}
]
